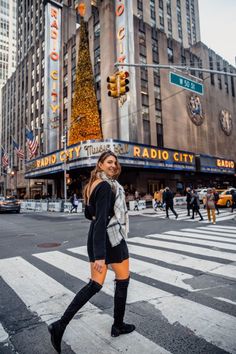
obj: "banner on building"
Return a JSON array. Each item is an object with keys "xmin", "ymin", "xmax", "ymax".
[{"xmin": 44, "ymin": 0, "xmax": 62, "ymax": 152}]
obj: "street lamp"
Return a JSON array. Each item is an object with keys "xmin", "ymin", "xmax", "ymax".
[{"xmin": 61, "ymin": 126, "xmax": 68, "ymax": 203}]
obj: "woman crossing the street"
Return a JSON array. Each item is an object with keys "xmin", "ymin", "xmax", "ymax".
[{"xmin": 48, "ymin": 150, "xmax": 135, "ymax": 353}]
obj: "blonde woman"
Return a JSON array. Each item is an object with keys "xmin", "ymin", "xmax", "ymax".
[
  {"xmin": 48, "ymin": 151, "xmax": 135, "ymax": 353},
  {"xmin": 206, "ymin": 188, "xmax": 216, "ymax": 224}
]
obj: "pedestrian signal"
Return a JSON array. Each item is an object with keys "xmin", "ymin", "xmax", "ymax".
[
  {"xmin": 119, "ymin": 71, "xmax": 129, "ymax": 96},
  {"xmin": 107, "ymin": 75, "xmax": 119, "ymax": 98}
]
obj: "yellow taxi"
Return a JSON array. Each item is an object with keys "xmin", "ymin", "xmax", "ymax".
[{"xmin": 217, "ymin": 188, "xmax": 236, "ymax": 208}]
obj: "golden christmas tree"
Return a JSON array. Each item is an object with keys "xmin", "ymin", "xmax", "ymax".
[{"xmin": 69, "ymin": 6, "xmax": 102, "ymax": 145}]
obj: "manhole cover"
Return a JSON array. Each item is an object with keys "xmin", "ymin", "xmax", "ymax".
[{"xmin": 37, "ymin": 242, "xmax": 61, "ymax": 248}]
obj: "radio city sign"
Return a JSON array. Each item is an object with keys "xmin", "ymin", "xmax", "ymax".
[
  {"xmin": 116, "ymin": 0, "xmax": 126, "ymax": 64},
  {"xmin": 44, "ymin": 1, "xmax": 61, "ymax": 130},
  {"xmin": 26, "ymin": 140, "xmax": 195, "ymax": 172}
]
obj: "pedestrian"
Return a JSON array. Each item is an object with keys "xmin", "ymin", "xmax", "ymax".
[
  {"xmin": 134, "ymin": 189, "xmax": 140, "ymax": 210},
  {"xmin": 48, "ymin": 151, "xmax": 135, "ymax": 353},
  {"xmin": 190, "ymin": 189, "xmax": 203, "ymax": 221},
  {"xmin": 163, "ymin": 187, "xmax": 178, "ymax": 219},
  {"xmin": 186, "ymin": 187, "xmax": 192, "ymax": 216},
  {"xmin": 70, "ymin": 193, "xmax": 79, "ymax": 213},
  {"xmin": 205, "ymin": 188, "xmax": 216, "ymax": 224},
  {"xmin": 153, "ymin": 189, "xmax": 163, "ymax": 211},
  {"xmin": 231, "ymin": 189, "xmax": 236, "ymax": 213},
  {"xmin": 212, "ymin": 188, "xmax": 220, "ymax": 214}
]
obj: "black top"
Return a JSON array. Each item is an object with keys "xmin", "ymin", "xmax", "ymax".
[{"xmin": 85, "ymin": 181, "xmax": 129, "ymax": 264}]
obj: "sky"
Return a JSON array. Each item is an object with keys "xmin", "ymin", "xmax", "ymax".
[{"xmin": 198, "ymin": 0, "xmax": 236, "ymax": 67}]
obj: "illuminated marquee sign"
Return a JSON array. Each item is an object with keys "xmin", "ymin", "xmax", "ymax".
[
  {"xmin": 25, "ymin": 140, "xmax": 196, "ymax": 175},
  {"xmin": 116, "ymin": 0, "xmax": 126, "ymax": 64},
  {"xmin": 216, "ymin": 159, "xmax": 234, "ymax": 169},
  {"xmin": 44, "ymin": 1, "xmax": 62, "ymax": 151},
  {"xmin": 200, "ymin": 155, "xmax": 235, "ymax": 174}
]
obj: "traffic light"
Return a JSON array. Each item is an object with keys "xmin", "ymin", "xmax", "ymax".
[
  {"xmin": 119, "ymin": 71, "xmax": 129, "ymax": 96},
  {"xmin": 107, "ymin": 75, "xmax": 119, "ymax": 98}
]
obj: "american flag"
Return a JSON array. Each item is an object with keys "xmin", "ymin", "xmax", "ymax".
[
  {"xmin": 13, "ymin": 139, "xmax": 25, "ymax": 160},
  {"xmin": 25, "ymin": 128, "xmax": 38, "ymax": 159},
  {"xmin": 1, "ymin": 147, "xmax": 9, "ymax": 169}
]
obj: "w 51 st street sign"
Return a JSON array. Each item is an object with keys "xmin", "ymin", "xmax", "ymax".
[{"xmin": 169, "ymin": 72, "xmax": 204, "ymax": 95}]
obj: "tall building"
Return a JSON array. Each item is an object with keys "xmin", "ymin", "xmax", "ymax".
[
  {"xmin": 0, "ymin": 0, "xmax": 235, "ymax": 198},
  {"xmin": 0, "ymin": 0, "xmax": 17, "ymax": 160}
]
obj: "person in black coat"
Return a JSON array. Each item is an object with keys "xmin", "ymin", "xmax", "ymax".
[
  {"xmin": 231, "ymin": 189, "xmax": 236, "ymax": 213},
  {"xmin": 186, "ymin": 187, "xmax": 192, "ymax": 216},
  {"xmin": 190, "ymin": 190, "xmax": 204, "ymax": 221},
  {"xmin": 48, "ymin": 151, "xmax": 135, "ymax": 353},
  {"xmin": 212, "ymin": 188, "xmax": 220, "ymax": 215},
  {"xmin": 163, "ymin": 187, "xmax": 178, "ymax": 219}
]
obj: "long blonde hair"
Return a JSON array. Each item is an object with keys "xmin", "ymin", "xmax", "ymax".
[{"xmin": 83, "ymin": 151, "xmax": 121, "ymax": 204}]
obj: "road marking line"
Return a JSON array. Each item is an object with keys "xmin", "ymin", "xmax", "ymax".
[
  {"xmin": 127, "ymin": 237, "xmax": 236, "ymax": 262},
  {"xmin": 0, "ymin": 256, "xmax": 165, "ymax": 354},
  {"xmin": 34, "ymin": 251, "xmax": 171, "ymax": 303},
  {"xmin": 0, "ymin": 323, "xmax": 8, "ymax": 342}
]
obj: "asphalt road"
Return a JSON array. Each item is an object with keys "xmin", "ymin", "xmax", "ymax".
[{"xmin": 0, "ymin": 209, "xmax": 236, "ymax": 354}]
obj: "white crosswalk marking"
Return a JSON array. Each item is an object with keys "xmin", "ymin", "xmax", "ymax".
[
  {"xmin": 1, "ymin": 224, "xmax": 236, "ymax": 353},
  {"xmin": 154, "ymin": 232, "xmax": 236, "ymax": 250},
  {"xmin": 139, "ymin": 207, "xmax": 235, "ymax": 223},
  {"xmin": 34, "ymin": 251, "xmax": 171, "ymax": 303},
  {"xmin": 0, "ymin": 323, "xmax": 8, "ymax": 342},
  {"xmin": 0, "ymin": 257, "xmax": 167, "ymax": 354},
  {"xmin": 127, "ymin": 236, "xmax": 236, "ymax": 261}
]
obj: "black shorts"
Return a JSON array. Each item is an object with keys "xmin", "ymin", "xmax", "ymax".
[{"xmin": 87, "ymin": 229, "xmax": 129, "ymax": 264}]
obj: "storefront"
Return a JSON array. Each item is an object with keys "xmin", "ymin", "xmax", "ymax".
[{"xmin": 24, "ymin": 139, "xmax": 235, "ymax": 198}]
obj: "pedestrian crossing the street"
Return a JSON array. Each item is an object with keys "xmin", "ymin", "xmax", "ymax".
[
  {"xmin": 138, "ymin": 206, "xmax": 236, "ymax": 223},
  {"xmin": 1, "ymin": 225, "xmax": 236, "ymax": 353}
]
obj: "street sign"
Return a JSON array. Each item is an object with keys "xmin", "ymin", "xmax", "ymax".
[{"xmin": 169, "ymin": 72, "xmax": 204, "ymax": 95}]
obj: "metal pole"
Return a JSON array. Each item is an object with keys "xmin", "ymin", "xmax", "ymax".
[
  {"xmin": 114, "ymin": 62, "xmax": 236, "ymax": 77},
  {"xmin": 63, "ymin": 126, "xmax": 67, "ymax": 203}
]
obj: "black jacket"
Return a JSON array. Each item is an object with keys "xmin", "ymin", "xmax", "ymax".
[
  {"xmin": 85, "ymin": 181, "xmax": 115, "ymax": 260},
  {"xmin": 163, "ymin": 190, "xmax": 174, "ymax": 206}
]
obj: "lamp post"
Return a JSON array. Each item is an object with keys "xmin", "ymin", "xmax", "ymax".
[{"xmin": 61, "ymin": 126, "xmax": 68, "ymax": 203}]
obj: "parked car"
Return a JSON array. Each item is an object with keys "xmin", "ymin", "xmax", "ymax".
[
  {"xmin": 0, "ymin": 196, "xmax": 21, "ymax": 213},
  {"xmin": 217, "ymin": 188, "xmax": 236, "ymax": 208},
  {"xmin": 196, "ymin": 188, "xmax": 208, "ymax": 202}
]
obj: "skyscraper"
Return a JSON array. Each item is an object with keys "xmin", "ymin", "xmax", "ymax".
[{"xmin": 0, "ymin": 0, "xmax": 17, "ymax": 155}]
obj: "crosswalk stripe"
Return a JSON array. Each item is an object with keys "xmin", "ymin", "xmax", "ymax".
[
  {"xmin": 0, "ymin": 323, "xmax": 8, "ymax": 342},
  {"xmin": 208, "ymin": 225, "xmax": 236, "ymax": 231},
  {"xmin": 34, "ymin": 251, "xmax": 171, "ymax": 303},
  {"xmin": 68, "ymin": 246, "xmax": 194, "ymax": 291},
  {"xmin": 179, "ymin": 228, "xmax": 236, "ymax": 240},
  {"xmin": 198, "ymin": 226, "xmax": 236, "ymax": 234},
  {"xmin": 182, "ymin": 228, "xmax": 236, "ymax": 239},
  {"xmin": 148, "ymin": 296, "xmax": 236, "ymax": 354},
  {"xmin": 161, "ymin": 231, "xmax": 236, "ymax": 249},
  {"xmin": 3, "ymin": 252, "xmax": 236, "ymax": 354},
  {"xmin": 126, "ymin": 241, "xmax": 236, "ymax": 280},
  {"xmin": 0, "ymin": 256, "xmax": 166, "ymax": 354},
  {"xmin": 127, "ymin": 237, "xmax": 236, "ymax": 261},
  {"xmin": 141, "ymin": 207, "xmax": 235, "ymax": 223}
]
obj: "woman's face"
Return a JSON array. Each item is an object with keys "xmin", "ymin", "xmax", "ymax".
[{"xmin": 99, "ymin": 155, "xmax": 117, "ymax": 178}]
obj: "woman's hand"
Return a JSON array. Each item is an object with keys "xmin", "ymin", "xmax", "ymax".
[{"xmin": 94, "ymin": 259, "xmax": 105, "ymax": 273}]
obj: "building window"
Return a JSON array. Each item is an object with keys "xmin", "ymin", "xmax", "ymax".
[
  {"xmin": 138, "ymin": 19, "xmax": 145, "ymax": 33},
  {"xmin": 143, "ymin": 120, "xmax": 150, "ymax": 145},
  {"xmin": 137, "ymin": 0, "xmax": 143, "ymax": 11},
  {"xmin": 231, "ymin": 76, "xmax": 235, "ymax": 97},
  {"xmin": 150, "ymin": 1, "xmax": 156, "ymax": 20},
  {"xmin": 141, "ymin": 93, "xmax": 149, "ymax": 106},
  {"xmin": 159, "ymin": 0, "xmax": 163, "ymax": 9},
  {"xmin": 209, "ymin": 56, "xmax": 214, "ymax": 85},
  {"xmin": 156, "ymin": 123, "xmax": 163, "ymax": 147}
]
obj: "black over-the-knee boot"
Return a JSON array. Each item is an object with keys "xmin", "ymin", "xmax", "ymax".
[
  {"xmin": 111, "ymin": 277, "xmax": 135, "ymax": 337},
  {"xmin": 48, "ymin": 279, "xmax": 102, "ymax": 353}
]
